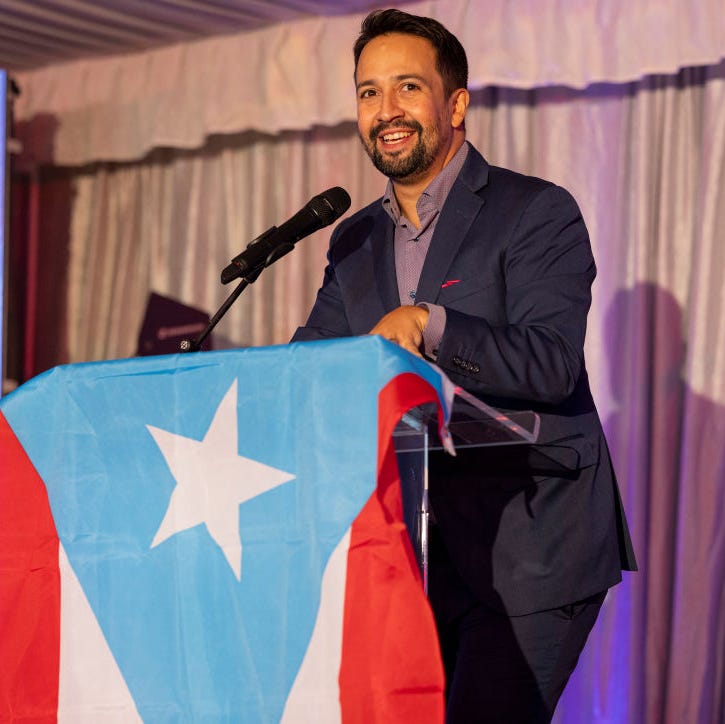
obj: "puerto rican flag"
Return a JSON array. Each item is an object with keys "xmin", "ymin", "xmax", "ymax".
[{"xmin": 0, "ymin": 336, "xmax": 452, "ymax": 723}]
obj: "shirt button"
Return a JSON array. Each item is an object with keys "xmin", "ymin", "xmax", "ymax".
[{"xmin": 409, "ymin": 291, "xmax": 416, "ymax": 300}]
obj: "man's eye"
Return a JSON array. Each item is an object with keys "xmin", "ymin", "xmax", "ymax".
[
  {"xmin": 402, "ymin": 83, "xmax": 420, "ymax": 92},
  {"xmin": 359, "ymin": 89, "xmax": 377, "ymax": 99}
]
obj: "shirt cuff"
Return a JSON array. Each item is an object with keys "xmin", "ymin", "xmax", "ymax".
[{"xmin": 417, "ymin": 303, "xmax": 446, "ymax": 360}]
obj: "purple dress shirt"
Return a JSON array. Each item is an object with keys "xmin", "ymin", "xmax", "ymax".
[{"xmin": 381, "ymin": 142, "xmax": 469, "ymax": 358}]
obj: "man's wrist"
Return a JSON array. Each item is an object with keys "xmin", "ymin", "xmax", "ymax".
[{"xmin": 417, "ymin": 302, "xmax": 446, "ymax": 359}]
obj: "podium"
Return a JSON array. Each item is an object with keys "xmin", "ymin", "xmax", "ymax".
[
  {"xmin": 394, "ymin": 387, "xmax": 539, "ymax": 592},
  {"xmin": 0, "ymin": 337, "xmax": 538, "ymax": 723},
  {"xmin": 0, "ymin": 338, "xmax": 456, "ymax": 723}
]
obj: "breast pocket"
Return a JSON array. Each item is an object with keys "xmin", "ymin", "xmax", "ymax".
[{"xmin": 436, "ymin": 277, "xmax": 505, "ymax": 318}]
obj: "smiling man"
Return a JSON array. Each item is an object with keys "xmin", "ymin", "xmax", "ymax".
[
  {"xmin": 356, "ymin": 31, "xmax": 467, "ymax": 189},
  {"xmin": 293, "ymin": 8, "xmax": 636, "ymax": 723},
  {"xmin": 353, "ymin": 18, "xmax": 469, "ymax": 356}
]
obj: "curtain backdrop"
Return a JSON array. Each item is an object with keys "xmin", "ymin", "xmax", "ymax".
[
  {"xmin": 13, "ymin": 0, "xmax": 725, "ymax": 166},
  {"xmin": 22, "ymin": 61, "xmax": 725, "ymax": 723}
]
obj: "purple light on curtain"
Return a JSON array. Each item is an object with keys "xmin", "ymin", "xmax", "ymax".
[{"xmin": 555, "ymin": 280, "xmax": 725, "ymax": 723}]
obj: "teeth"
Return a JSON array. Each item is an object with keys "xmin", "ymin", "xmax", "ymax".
[{"xmin": 382, "ymin": 131, "xmax": 412, "ymax": 142}]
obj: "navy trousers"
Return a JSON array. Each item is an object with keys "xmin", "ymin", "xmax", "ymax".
[{"xmin": 428, "ymin": 525, "xmax": 606, "ymax": 724}]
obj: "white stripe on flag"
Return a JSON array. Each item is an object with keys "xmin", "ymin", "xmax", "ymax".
[
  {"xmin": 281, "ymin": 528, "xmax": 351, "ymax": 723},
  {"xmin": 58, "ymin": 545, "xmax": 142, "ymax": 723}
]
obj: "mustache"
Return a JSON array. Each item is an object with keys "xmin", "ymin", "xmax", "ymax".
[{"xmin": 368, "ymin": 119, "xmax": 423, "ymax": 143}]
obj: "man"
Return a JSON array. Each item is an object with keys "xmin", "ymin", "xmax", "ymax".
[{"xmin": 293, "ymin": 8, "xmax": 636, "ymax": 722}]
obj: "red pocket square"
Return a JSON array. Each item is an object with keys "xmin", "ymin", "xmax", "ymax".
[{"xmin": 441, "ymin": 279, "xmax": 462, "ymax": 289}]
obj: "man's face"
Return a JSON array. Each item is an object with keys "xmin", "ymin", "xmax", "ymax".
[{"xmin": 355, "ymin": 32, "xmax": 462, "ymax": 186}]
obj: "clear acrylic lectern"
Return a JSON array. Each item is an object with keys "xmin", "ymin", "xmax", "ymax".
[{"xmin": 394, "ymin": 387, "xmax": 540, "ymax": 593}]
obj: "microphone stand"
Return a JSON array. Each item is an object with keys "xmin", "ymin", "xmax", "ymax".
[
  {"xmin": 179, "ymin": 266, "xmax": 263, "ymax": 353},
  {"xmin": 179, "ymin": 201, "xmax": 329, "ymax": 352}
]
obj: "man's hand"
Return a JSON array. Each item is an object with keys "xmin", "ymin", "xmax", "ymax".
[{"xmin": 369, "ymin": 306, "xmax": 429, "ymax": 357}]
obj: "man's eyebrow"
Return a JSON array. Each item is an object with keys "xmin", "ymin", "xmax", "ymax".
[{"xmin": 355, "ymin": 73, "xmax": 429, "ymax": 91}]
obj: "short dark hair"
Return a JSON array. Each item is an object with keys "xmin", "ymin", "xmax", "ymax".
[{"xmin": 353, "ymin": 9, "xmax": 468, "ymax": 97}]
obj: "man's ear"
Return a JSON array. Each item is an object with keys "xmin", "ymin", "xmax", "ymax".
[{"xmin": 451, "ymin": 88, "xmax": 470, "ymax": 129}]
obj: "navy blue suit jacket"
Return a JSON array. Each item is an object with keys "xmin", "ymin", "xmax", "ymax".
[{"xmin": 293, "ymin": 144, "xmax": 636, "ymax": 615}]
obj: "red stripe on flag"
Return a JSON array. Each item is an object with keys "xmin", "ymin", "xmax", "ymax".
[
  {"xmin": 339, "ymin": 373, "xmax": 445, "ymax": 723},
  {"xmin": 0, "ymin": 411, "xmax": 60, "ymax": 723}
]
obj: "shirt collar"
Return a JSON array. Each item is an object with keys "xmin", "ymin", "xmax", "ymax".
[{"xmin": 382, "ymin": 141, "xmax": 470, "ymax": 225}]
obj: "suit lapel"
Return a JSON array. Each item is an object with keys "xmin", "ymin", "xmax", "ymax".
[
  {"xmin": 416, "ymin": 146, "xmax": 490, "ymax": 305},
  {"xmin": 369, "ymin": 208, "xmax": 400, "ymax": 312}
]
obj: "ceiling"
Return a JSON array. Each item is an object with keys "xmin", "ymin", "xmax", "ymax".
[{"xmin": 0, "ymin": 0, "xmax": 410, "ymax": 73}]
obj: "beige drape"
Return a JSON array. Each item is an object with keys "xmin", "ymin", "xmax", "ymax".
[{"xmin": 13, "ymin": 0, "xmax": 725, "ymax": 166}]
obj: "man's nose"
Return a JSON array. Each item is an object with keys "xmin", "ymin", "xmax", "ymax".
[{"xmin": 377, "ymin": 93, "xmax": 404, "ymax": 122}]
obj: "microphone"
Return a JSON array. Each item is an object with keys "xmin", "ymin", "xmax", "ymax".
[{"xmin": 221, "ymin": 187, "xmax": 351, "ymax": 284}]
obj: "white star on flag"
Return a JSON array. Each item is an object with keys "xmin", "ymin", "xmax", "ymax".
[{"xmin": 147, "ymin": 379, "xmax": 295, "ymax": 580}]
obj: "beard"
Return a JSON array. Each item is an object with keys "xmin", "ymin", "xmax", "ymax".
[{"xmin": 361, "ymin": 119, "xmax": 441, "ymax": 182}]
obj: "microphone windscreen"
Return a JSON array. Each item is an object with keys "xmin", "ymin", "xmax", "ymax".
[{"xmin": 312, "ymin": 187, "xmax": 351, "ymax": 225}]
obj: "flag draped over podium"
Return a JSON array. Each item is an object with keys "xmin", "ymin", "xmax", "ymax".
[{"xmin": 0, "ymin": 337, "xmax": 452, "ymax": 723}]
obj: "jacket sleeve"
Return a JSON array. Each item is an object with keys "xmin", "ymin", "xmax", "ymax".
[
  {"xmin": 436, "ymin": 184, "xmax": 595, "ymax": 405},
  {"xmin": 291, "ymin": 229, "xmax": 353, "ymax": 342}
]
